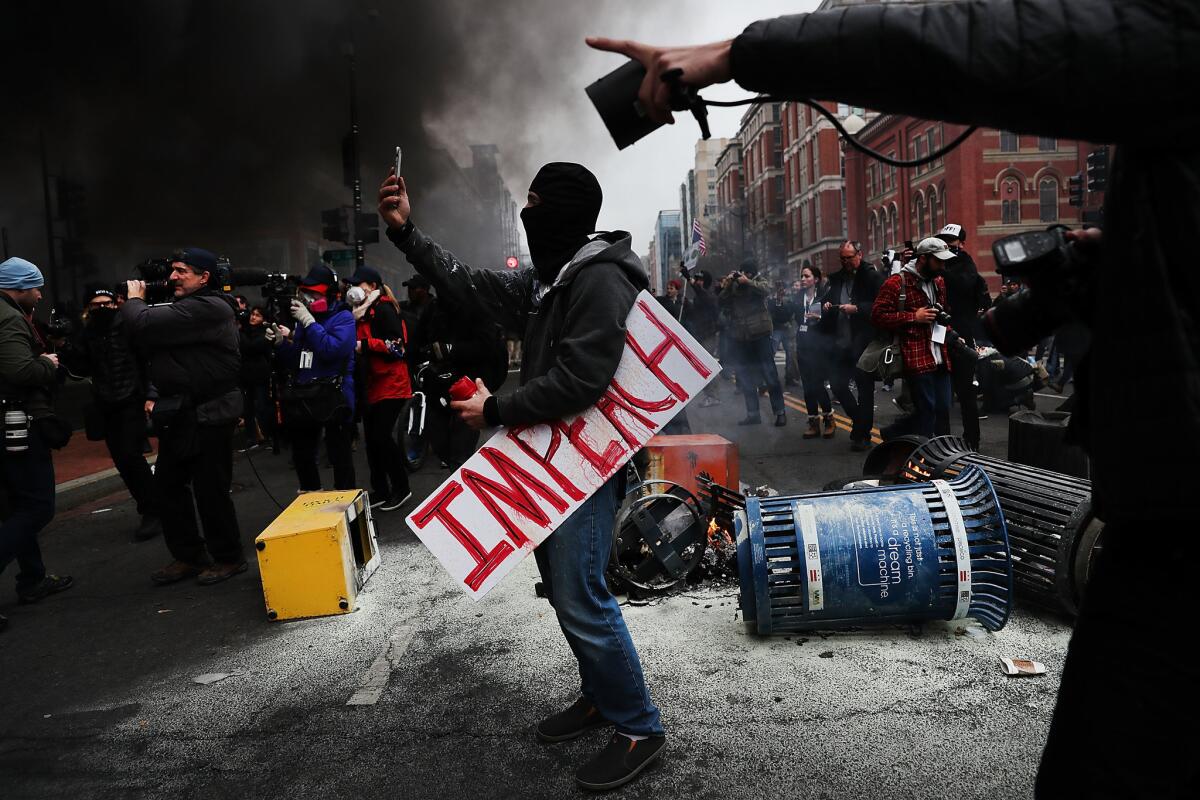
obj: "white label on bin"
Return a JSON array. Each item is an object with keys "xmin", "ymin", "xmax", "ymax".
[
  {"xmin": 933, "ymin": 480, "xmax": 972, "ymax": 620},
  {"xmin": 794, "ymin": 503, "xmax": 824, "ymax": 612}
]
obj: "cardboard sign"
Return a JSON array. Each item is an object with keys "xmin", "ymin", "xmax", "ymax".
[{"xmin": 405, "ymin": 291, "xmax": 720, "ymax": 600}]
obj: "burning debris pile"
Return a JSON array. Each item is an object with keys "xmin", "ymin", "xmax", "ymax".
[{"xmin": 605, "ymin": 472, "xmax": 751, "ymax": 598}]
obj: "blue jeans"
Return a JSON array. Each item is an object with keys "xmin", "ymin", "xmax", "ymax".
[
  {"xmin": 534, "ymin": 474, "xmax": 664, "ymax": 737},
  {"xmin": 734, "ymin": 335, "xmax": 785, "ymax": 418},
  {"xmin": 909, "ymin": 369, "xmax": 952, "ymax": 439},
  {"xmin": 0, "ymin": 427, "xmax": 55, "ymax": 592}
]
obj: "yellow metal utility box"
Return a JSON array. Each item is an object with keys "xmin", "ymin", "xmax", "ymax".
[{"xmin": 255, "ymin": 490, "xmax": 380, "ymax": 621}]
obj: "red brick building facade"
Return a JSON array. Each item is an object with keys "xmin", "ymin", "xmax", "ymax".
[
  {"xmin": 737, "ymin": 103, "xmax": 787, "ymax": 277},
  {"xmin": 844, "ymin": 117, "xmax": 1102, "ymax": 290},
  {"xmin": 781, "ymin": 100, "xmax": 862, "ymax": 280}
]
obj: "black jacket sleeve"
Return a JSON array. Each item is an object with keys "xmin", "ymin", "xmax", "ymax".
[
  {"xmin": 496, "ymin": 262, "xmax": 638, "ymax": 426},
  {"xmin": 389, "ymin": 224, "xmax": 531, "ymax": 333},
  {"xmin": 731, "ymin": 0, "xmax": 1200, "ymax": 147}
]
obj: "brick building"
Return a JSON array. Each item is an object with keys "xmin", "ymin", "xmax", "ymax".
[
  {"xmin": 712, "ymin": 139, "xmax": 745, "ymax": 273},
  {"xmin": 737, "ymin": 102, "xmax": 787, "ymax": 278},
  {"xmin": 845, "ymin": 117, "xmax": 1102, "ymax": 290},
  {"xmin": 781, "ymin": 100, "xmax": 872, "ymax": 280}
]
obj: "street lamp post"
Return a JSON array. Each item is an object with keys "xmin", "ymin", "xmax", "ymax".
[{"xmin": 343, "ymin": 42, "xmax": 365, "ymax": 269}]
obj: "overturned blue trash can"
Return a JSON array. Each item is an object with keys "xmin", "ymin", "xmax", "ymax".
[{"xmin": 736, "ymin": 466, "xmax": 1012, "ymax": 634}]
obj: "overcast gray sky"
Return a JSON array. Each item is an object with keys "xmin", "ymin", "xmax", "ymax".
[{"xmin": 422, "ymin": 0, "xmax": 820, "ymax": 257}]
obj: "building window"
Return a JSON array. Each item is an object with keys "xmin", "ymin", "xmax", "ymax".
[
  {"xmin": 888, "ymin": 203, "xmax": 898, "ymax": 246},
  {"xmin": 927, "ymin": 128, "xmax": 939, "ymax": 167},
  {"xmin": 1002, "ymin": 178, "xmax": 1021, "ymax": 224},
  {"xmin": 928, "ymin": 190, "xmax": 939, "ymax": 232},
  {"xmin": 1038, "ymin": 136, "xmax": 1057, "ymax": 152},
  {"xmin": 774, "ymin": 175, "xmax": 785, "ymax": 214},
  {"xmin": 1039, "ymin": 178, "xmax": 1059, "ymax": 222},
  {"xmin": 999, "ymin": 131, "xmax": 1019, "ymax": 152},
  {"xmin": 939, "ymin": 181, "xmax": 947, "ymax": 221},
  {"xmin": 914, "ymin": 193, "xmax": 926, "ymax": 239}
]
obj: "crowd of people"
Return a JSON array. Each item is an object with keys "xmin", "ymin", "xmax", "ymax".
[
  {"xmin": 656, "ymin": 224, "xmax": 1055, "ymax": 451},
  {"xmin": 0, "ymin": 244, "xmax": 513, "ymax": 628}
]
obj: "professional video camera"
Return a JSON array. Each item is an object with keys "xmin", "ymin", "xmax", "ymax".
[
  {"xmin": 228, "ymin": 269, "xmax": 302, "ymax": 322},
  {"xmin": 123, "ymin": 258, "xmax": 175, "ymax": 304},
  {"xmin": 993, "ymin": 225, "xmax": 1090, "ymax": 278}
]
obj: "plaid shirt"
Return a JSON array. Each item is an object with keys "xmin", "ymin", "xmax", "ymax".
[{"xmin": 871, "ymin": 270, "xmax": 951, "ymax": 376}]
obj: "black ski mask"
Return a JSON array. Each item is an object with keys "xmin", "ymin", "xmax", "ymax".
[{"xmin": 521, "ymin": 162, "xmax": 602, "ymax": 284}]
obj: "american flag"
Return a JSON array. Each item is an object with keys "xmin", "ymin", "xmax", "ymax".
[{"xmin": 691, "ymin": 219, "xmax": 706, "ymax": 256}]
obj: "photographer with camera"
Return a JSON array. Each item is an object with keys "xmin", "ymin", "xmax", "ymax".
[
  {"xmin": 871, "ymin": 237, "xmax": 956, "ymax": 440},
  {"xmin": 0, "ymin": 257, "xmax": 73, "ymax": 632},
  {"xmin": 719, "ymin": 259, "xmax": 786, "ymax": 427},
  {"xmin": 344, "ymin": 266, "xmax": 411, "ymax": 511},
  {"xmin": 937, "ymin": 223, "xmax": 989, "ymax": 449},
  {"xmin": 590, "ymin": 1, "xmax": 1200, "ymax": 793},
  {"xmin": 122, "ymin": 248, "xmax": 246, "ymax": 586},
  {"xmin": 269, "ymin": 265, "xmax": 357, "ymax": 493},
  {"xmin": 59, "ymin": 287, "xmax": 162, "ymax": 540},
  {"xmin": 380, "ymin": 162, "xmax": 666, "ymax": 790}
]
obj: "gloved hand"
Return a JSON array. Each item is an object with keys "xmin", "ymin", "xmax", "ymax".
[{"xmin": 290, "ymin": 299, "xmax": 315, "ymax": 328}]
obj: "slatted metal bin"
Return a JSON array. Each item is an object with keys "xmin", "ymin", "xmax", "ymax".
[
  {"xmin": 735, "ymin": 466, "xmax": 1012, "ymax": 634},
  {"xmin": 901, "ymin": 435, "xmax": 1102, "ymax": 616}
]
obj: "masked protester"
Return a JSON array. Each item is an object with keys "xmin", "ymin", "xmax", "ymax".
[
  {"xmin": 379, "ymin": 162, "xmax": 666, "ymax": 791},
  {"xmin": 345, "ymin": 266, "xmax": 411, "ymax": 512},
  {"xmin": 269, "ymin": 265, "xmax": 357, "ymax": 492},
  {"xmin": 59, "ymin": 287, "xmax": 161, "ymax": 540},
  {"xmin": 0, "ymin": 257, "xmax": 73, "ymax": 633}
]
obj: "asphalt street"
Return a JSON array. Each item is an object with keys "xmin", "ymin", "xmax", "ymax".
[{"xmin": 0, "ymin": 371, "xmax": 1076, "ymax": 799}]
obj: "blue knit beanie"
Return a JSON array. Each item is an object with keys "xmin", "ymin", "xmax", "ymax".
[{"xmin": 0, "ymin": 257, "xmax": 45, "ymax": 290}]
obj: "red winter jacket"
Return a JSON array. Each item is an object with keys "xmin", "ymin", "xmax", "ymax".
[
  {"xmin": 355, "ymin": 296, "xmax": 411, "ymax": 405},
  {"xmin": 871, "ymin": 268, "xmax": 951, "ymax": 377}
]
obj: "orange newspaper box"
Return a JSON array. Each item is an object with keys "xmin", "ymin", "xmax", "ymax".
[{"xmin": 644, "ymin": 434, "xmax": 738, "ymax": 500}]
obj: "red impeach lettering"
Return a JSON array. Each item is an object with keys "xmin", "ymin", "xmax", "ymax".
[
  {"xmin": 462, "ymin": 447, "xmax": 569, "ymax": 548},
  {"xmin": 553, "ymin": 417, "xmax": 627, "ymax": 477},
  {"xmin": 596, "ymin": 383, "xmax": 662, "ymax": 447},
  {"xmin": 411, "ymin": 481, "xmax": 514, "ymax": 592},
  {"xmin": 507, "ymin": 426, "xmax": 586, "ymax": 502},
  {"xmin": 625, "ymin": 299, "xmax": 712, "ymax": 400}
]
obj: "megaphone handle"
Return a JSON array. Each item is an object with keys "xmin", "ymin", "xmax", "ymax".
[{"xmin": 662, "ymin": 68, "xmax": 711, "ymax": 139}]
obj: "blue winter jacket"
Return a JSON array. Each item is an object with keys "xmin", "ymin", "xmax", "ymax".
[{"xmin": 278, "ymin": 303, "xmax": 357, "ymax": 414}]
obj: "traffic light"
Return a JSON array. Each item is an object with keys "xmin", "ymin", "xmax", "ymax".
[
  {"xmin": 1068, "ymin": 173, "xmax": 1084, "ymax": 207},
  {"xmin": 1086, "ymin": 149, "xmax": 1108, "ymax": 193},
  {"xmin": 355, "ymin": 212, "xmax": 379, "ymax": 244},
  {"xmin": 321, "ymin": 207, "xmax": 352, "ymax": 244}
]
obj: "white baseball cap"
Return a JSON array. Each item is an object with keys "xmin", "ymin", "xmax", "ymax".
[
  {"xmin": 914, "ymin": 236, "xmax": 956, "ymax": 261},
  {"xmin": 936, "ymin": 223, "xmax": 965, "ymax": 242}
]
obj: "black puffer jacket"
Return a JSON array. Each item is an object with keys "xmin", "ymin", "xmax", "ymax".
[
  {"xmin": 389, "ymin": 225, "xmax": 648, "ymax": 425},
  {"xmin": 731, "ymin": 0, "xmax": 1200, "ymax": 522},
  {"xmin": 60, "ymin": 308, "xmax": 144, "ymax": 405},
  {"xmin": 120, "ymin": 288, "xmax": 242, "ymax": 424}
]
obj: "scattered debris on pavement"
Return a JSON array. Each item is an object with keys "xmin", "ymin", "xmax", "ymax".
[{"xmin": 1000, "ymin": 657, "xmax": 1046, "ymax": 677}]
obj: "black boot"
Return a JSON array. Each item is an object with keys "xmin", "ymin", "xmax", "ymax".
[{"xmin": 575, "ymin": 733, "xmax": 667, "ymax": 791}]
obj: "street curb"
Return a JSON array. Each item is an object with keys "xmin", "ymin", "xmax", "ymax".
[{"xmin": 55, "ymin": 456, "xmax": 158, "ymax": 512}]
